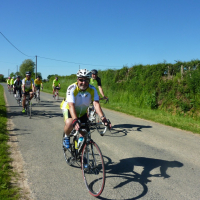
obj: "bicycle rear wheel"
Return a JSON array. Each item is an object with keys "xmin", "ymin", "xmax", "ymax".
[
  {"xmin": 95, "ymin": 112, "xmax": 107, "ymax": 136},
  {"xmin": 81, "ymin": 141, "xmax": 105, "ymax": 197}
]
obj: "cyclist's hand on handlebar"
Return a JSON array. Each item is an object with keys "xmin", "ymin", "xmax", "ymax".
[
  {"xmin": 102, "ymin": 117, "xmax": 111, "ymax": 129},
  {"xmin": 72, "ymin": 118, "xmax": 81, "ymax": 131}
]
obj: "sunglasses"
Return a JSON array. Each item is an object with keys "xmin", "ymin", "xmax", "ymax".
[{"xmin": 78, "ymin": 78, "xmax": 90, "ymax": 83}]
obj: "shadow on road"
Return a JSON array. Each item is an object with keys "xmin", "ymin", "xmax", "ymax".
[
  {"xmin": 98, "ymin": 156, "xmax": 183, "ymax": 200},
  {"xmin": 107, "ymin": 124, "xmax": 152, "ymax": 137}
]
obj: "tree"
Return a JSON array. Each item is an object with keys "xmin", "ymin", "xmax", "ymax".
[
  {"xmin": 9, "ymin": 72, "xmax": 15, "ymax": 78},
  {"xmin": 47, "ymin": 74, "xmax": 57, "ymax": 80},
  {"xmin": 32, "ymin": 72, "xmax": 42, "ymax": 80},
  {"xmin": 0, "ymin": 74, "xmax": 5, "ymax": 82},
  {"xmin": 19, "ymin": 59, "xmax": 35, "ymax": 77}
]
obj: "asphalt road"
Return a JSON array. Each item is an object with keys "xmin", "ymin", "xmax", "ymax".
[{"xmin": 2, "ymin": 83, "xmax": 200, "ymax": 200}]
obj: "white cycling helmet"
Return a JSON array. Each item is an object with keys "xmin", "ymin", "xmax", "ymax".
[
  {"xmin": 12, "ymin": 76, "xmax": 15, "ymax": 79},
  {"xmin": 76, "ymin": 69, "xmax": 91, "ymax": 78}
]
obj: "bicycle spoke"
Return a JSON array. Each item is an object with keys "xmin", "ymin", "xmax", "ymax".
[{"xmin": 82, "ymin": 142, "xmax": 105, "ymax": 197}]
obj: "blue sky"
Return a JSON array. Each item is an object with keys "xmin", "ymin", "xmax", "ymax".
[{"xmin": 1, "ymin": 0, "xmax": 200, "ymax": 79}]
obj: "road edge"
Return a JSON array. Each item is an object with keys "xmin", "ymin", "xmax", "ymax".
[{"xmin": 4, "ymin": 86, "xmax": 34, "ymax": 200}]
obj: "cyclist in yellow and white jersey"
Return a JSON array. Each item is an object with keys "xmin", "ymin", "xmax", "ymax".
[
  {"xmin": 10, "ymin": 76, "xmax": 15, "ymax": 89},
  {"xmin": 34, "ymin": 75, "xmax": 43, "ymax": 100},
  {"xmin": 21, "ymin": 71, "xmax": 35, "ymax": 113},
  {"xmin": 61, "ymin": 69, "xmax": 111, "ymax": 149},
  {"xmin": 52, "ymin": 77, "xmax": 60, "ymax": 98}
]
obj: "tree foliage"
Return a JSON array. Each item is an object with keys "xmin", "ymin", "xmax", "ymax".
[{"xmin": 19, "ymin": 59, "xmax": 35, "ymax": 77}]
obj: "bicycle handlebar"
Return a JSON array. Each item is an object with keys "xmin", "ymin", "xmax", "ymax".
[
  {"xmin": 99, "ymin": 97, "xmax": 109, "ymax": 104},
  {"xmin": 70, "ymin": 121, "xmax": 108, "ymax": 137}
]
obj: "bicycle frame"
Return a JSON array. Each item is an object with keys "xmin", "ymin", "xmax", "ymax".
[
  {"xmin": 63, "ymin": 121, "xmax": 108, "ymax": 197},
  {"xmin": 63, "ymin": 121, "xmax": 107, "ymax": 163}
]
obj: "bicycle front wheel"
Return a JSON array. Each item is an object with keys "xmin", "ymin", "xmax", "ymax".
[{"xmin": 81, "ymin": 141, "xmax": 105, "ymax": 197}]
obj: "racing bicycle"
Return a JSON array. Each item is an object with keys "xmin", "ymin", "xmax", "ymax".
[
  {"xmin": 62, "ymin": 121, "xmax": 109, "ymax": 197},
  {"xmin": 88, "ymin": 97, "xmax": 109, "ymax": 135},
  {"xmin": 35, "ymin": 88, "xmax": 40, "ymax": 103},
  {"xmin": 15, "ymin": 90, "xmax": 21, "ymax": 106}
]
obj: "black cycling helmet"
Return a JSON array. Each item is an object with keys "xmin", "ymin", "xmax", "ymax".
[
  {"xmin": 91, "ymin": 69, "xmax": 98, "ymax": 75},
  {"xmin": 37, "ymin": 75, "xmax": 40, "ymax": 78},
  {"xmin": 17, "ymin": 75, "xmax": 20, "ymax": 78},
  {"xmin": 26, "ymin": 71, "xmax": 31, "ymax": 76}
]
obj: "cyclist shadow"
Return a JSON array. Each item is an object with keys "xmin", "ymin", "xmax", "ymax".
[
  {"xmin": 31, "ymin": 110, "xmax": 63, "ymax": 119},
  {"xmin": 109, "ymin": 124, "xmax": 152, "ymax": 137},
  {"xmin": 100, "ymin": 156, "xmax": 183, "ymax": 200}
]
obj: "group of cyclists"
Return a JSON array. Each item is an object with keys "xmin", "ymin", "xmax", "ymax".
[
  {"xmin": 6, "ymin": 69, "xmax": 111, "ymax": 143},
  {"xmin": 6, "ymin": 71, "xmax": 43, "ymax": 113}
]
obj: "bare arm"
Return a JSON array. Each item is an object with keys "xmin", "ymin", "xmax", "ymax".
[
  {"xmin": 93, "ymin": 101, "xmax": 104, "ymax": 118},
  {"xmin": 22, "ymin": 84, "xmax": 25, "ymax": 93},
  {"xmin": 68, "ymin": 102, "xmax": 78, "ymax": 120},
  {"xmin": 93, "ymin": 100, "xmax": 112, "ymax": 128},
  {"xmin": 68, "ymin": 102, "xmax": 80, "ymax": 131},
  {"xmin": 98, "ymin": 86, "xmax": 105, "ymax": 98}
]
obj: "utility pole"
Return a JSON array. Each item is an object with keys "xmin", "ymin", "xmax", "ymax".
[
  {"xmin": 35, "ymin": 55, "xmax": 37, "ymax": 79},
  {"xmin": 17, "ymin": 65, "xmax": 18, "ymax": 74}
]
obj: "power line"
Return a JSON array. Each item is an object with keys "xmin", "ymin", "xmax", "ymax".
[
  {"xmin": 1, "ymin": 32, "xmax": 122, "ymax": 68},
  {"xmin": 37, "ymin": 55, "xmax": 121, "ymax": 67},
  {"xmin": 0, "ymin": 32, "xmax": 34, "ymax": 58}
]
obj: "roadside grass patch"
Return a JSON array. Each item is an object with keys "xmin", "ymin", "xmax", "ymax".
[{"xmin": 0, "ymin": 84, "xmax": 19, "ymax": 200}]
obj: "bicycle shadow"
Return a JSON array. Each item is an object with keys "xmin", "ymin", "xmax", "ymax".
[
  {"xmin": 98, "ymin": 156, "xmax": 183, "ymax": 200},
  {"xmin": 107, "ymin": 124, "xmax": 152, "ymax": 137}
]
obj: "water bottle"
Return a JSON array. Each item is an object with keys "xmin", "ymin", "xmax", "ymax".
[
  {"xmin": 78, "ymin": 137, "xmax": 84, "ymax": 148},
  {"xmin": 75, "ymin": 139, "xmax": 78, "ymax": 149}
]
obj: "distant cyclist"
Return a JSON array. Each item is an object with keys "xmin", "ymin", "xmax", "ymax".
[
  {"xmin": 10, "ymin": 76, "xmax": 15, "ymax": 90},
  {"xmin": 90, "ymin": 69, "xmax": 108, "ymax": 99},
  {"xmin": 22, "ymin": 71, "xmax": 35, "ymax": 113},
  {"xmin": 13, "ymin": 76, "xmax": 22, "ymax": 99},
  {"xmin": 52, "ymin": 76, "xmax": 60, "ymax": 98},
  {"xmin": 34, "ymin": 75, "xmax": 43, "ymax": 100},
  {"xmin": 7, "ymin": 77, "xmax": 11, "ymax": 89}
]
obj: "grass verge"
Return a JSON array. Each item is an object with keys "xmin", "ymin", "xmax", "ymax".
[
  {"xmin": 43, "ymin": 83, "xmax": 200, "ymax": 134},
  {"xmin": 0, "ymin": 84, "xmax": 20, "ymax": 200}
]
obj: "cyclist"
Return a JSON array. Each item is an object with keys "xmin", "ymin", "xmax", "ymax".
[
  {"xmin": 7, "ymin": 77, "xmax": 11, "ymax": 90},
  {"xmin": 52, "ymin": 77, "xmax": 60, "ymax": 98},
  {"xmin": 90, "ymin": 69, "xmax": 108, "ymax": 99},
  {"xmin": 21, "ymin": 71, "xmax": 35, "ymax": 113},
  {"xmin": 61, "ymin": 69, "xmax": 111, "ymax": 149},
  {"xmin": 13, "ymin": 75, "xmax": 22, "ymax": 99},
  {"xmin": 10, "ymin": 76, "xmax": 15, "ymax": 91},
  {"xmin": 34, "ymin": 75, "xmax": 43, "ymax": 100}
]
